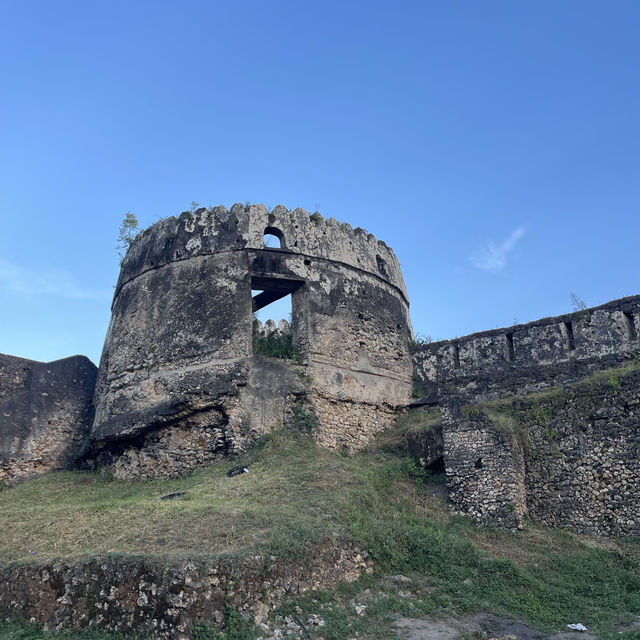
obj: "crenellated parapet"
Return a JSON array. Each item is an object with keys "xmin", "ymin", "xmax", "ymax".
[
  {"xmin": 115, "ymin": 204, "xmax": 408, "ymax": 305},
  {"xmin": 412, "ymin": 294, "xmax": 640, "ymax": 403}
]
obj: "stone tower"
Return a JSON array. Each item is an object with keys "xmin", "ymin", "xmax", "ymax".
[{"xmin": 87, "ymin": 204, "xmax": 413, "ymax": 477}]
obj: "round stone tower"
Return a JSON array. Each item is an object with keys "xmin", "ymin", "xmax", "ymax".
[{"xmin": 87, "ymin": 204, "xmax": 413, "ymax": 477}]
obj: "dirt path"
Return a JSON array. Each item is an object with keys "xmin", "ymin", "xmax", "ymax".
[{"xmin": 393, "ymin": 612, "xmax": 599, "ymax": 640}]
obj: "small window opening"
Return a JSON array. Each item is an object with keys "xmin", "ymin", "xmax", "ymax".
[
  {"xmin": 564, "ymin": 321, "xmax": 575, "ymax": 352},
  {"xmin": 376, "ymin": 255, "xmax": 387, "ymax": 276},
  {"xmin": 505, "ymin": 333, "xmax": 515, "ymax": 362},
  {"xmin": 252, "ymin": 291, "xmax": 292, "ymax": 326},
  {"xmin": 452, "ymin": 343, "xmax": 461, "ymax": 369},
  {"xmin": 263, "ymin": 233, "xmax": 281, "ymax": 248},
  {"xmin": 622, "ymin": 311, "xmax": 638, "ymax": 341},
  {"xmin": 263, "ymin": 226, "xmax": 285, "ymax": 249},
  {"xmin": 474, "ymin": 458, "xmax": 483, "ymax": 469}
]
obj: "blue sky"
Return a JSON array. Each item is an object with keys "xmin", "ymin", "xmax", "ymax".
[{"xmin": 1, "ymin": 0, "xmax": 638, "ymax": 365}]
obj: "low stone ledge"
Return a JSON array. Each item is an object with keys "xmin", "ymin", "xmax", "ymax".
[{"xmin": 0, "ymin": 542, "xmax": 372, "ymax": 639}]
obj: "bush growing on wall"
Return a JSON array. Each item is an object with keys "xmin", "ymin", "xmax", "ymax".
[{"xmin": 116, "ymin": 212, "xmax": 139, "ymax": 262}]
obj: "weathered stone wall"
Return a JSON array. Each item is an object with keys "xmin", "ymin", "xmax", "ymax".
[
  {"xmin": 89, "ymin": 204, "xmax": 414, "ymax": 475},
  {"xmin": 441, "ymin": 365, "xmax": 640, "ymax": 536},
  {"xmin": 520, "ymin": 368, "xmax": 640, "ymax": 536},
  {"xmin": 311, "ymin": 396, "xmax": 398, "ymax": 450},
  {"xmin": 114, "ymin": 204, "xmax": 408, "ymax": 302},
  {"xmin": 441, "ymin": 403, "xmax": 527, "ymax": 530},
  {"xmin": 0, "ymin": 354, "xmax": 97, "ymax": 484},
  {"xmin": 0, "ymin": 353, "xmax": 35, "ymax": 401},
  {"xmin": 304, "ymin": 268, "xmax": 413, "ymax": 406},
  {"xmin": 0, "ymin": 543, "xmax": 372, "ymax": 639},
  {"xmin": 410, "ymin": 296, "xmax": 640, "ymax": 536},
  {"xmin": 85, "ymin": 357, "xmax": 309, "ymax": 478},
  {"xmin": 412, "ymin": 295, "xmax": 640, "ymax": 403}
]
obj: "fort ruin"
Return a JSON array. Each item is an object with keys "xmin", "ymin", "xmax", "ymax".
[
  {"xmin": 1, "ymin": 204, "xmax": 639, "ymax": 537},
  {"xmin": 86, "ymin": 203, "xmax": 413, "ymax": 476}
]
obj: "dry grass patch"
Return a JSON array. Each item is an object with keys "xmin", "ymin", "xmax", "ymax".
[
  {"xmin": 0, "ymin": 433, "xmax": 353, "ymax": 563},
  {"xmin": 1, "ymin": 424, "xmax": 640, "ymax": 639}
]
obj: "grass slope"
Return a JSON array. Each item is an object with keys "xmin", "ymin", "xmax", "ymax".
[{"xmin": 1, "ymin": 429, "xmax": 639, "ymax": 639}]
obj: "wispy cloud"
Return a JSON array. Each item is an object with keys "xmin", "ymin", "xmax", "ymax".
[
  {"xmin": 0, "ymin": 259, "xmax": 109, "ymax": 300},
  {"xmin": 469, "ymin": 226, "xmax": 526, "ymax": 273}
]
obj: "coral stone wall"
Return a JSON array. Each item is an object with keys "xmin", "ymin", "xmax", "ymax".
[
  {"xmin": 0, "ymin": 544, "xmax": 372, "ymax": 639},
  {"xmin": 412, "ymin": 295, "xmax": 640, "ymax": 402},
  {"xmin": 301, "ymin": 260, "xmax": 413, "ymax": 449},
  {"xmin": 411, "ymin": 296, "xmax": 640, "ymax": 536},
  {"xmin": 311, "ymin": 396, "xmax": 398, "ymax": 450},
  {"xmin": 89, "ymin": 205, "xmax": 414, "ymax": 474},
  {"xmin": 520, "ymin": 368, "xmax": 640, "ymax": 536},
  {"xmin": 0, "ymin": 354, "xmax": 97, "ymax": 484},
  {"xmin": 439, "ymin": 365, "xmax": 640, "ymax": 536},
  {"xmin": 441, "ymin": 403, "xmax": 527, "ymax": 530}
]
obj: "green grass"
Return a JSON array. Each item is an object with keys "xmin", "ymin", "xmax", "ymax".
[
  {"xmin": 378, "ymin": 406, "xmax": 442, "ymax": 456},
  {"xmin": 0, "ymin": 619, "xmax": 136, "ymax": 639},
  {"xmin": 1, "ymin": 428, "xmax": 639, "ymax": 639},
  {"xmin": 395, "ymin": 406, "xmax": 441, "ymax": 432}
]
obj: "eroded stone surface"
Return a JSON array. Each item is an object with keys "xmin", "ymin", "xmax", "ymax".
[
  {"xmin": 412, "ymin": 296, "xmax": 640, "ymax": 403},
  {"xmin": 0, "ymin": 353, "xmax": 96, "ymax": 484}
]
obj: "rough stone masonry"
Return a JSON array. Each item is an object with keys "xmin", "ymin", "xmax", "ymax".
[
  {"xmin": 0, "ymin": 353, "xmax": 96, "ymax": 484},
  {"xmin": 0, "ymin": 205, "xmax": 639, "ymax": 539},
  {"xmin": 412, "ymin": 295, "xmax": 640, "ymax": 535}
]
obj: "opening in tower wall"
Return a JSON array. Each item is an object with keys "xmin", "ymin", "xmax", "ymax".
[{"xmin": 251, "ymin": 275, "xmax": 303, "ymax": 361}]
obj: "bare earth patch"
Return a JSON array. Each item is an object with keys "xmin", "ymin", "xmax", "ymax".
[{"xmin": 394, "ymin": 612, "xmax": 600, "ymax": 640}]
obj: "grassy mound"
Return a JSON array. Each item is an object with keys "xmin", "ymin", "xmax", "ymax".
[{"xmin": 1, "ymin": 429, "xmax": 639, "ymax": 639}]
